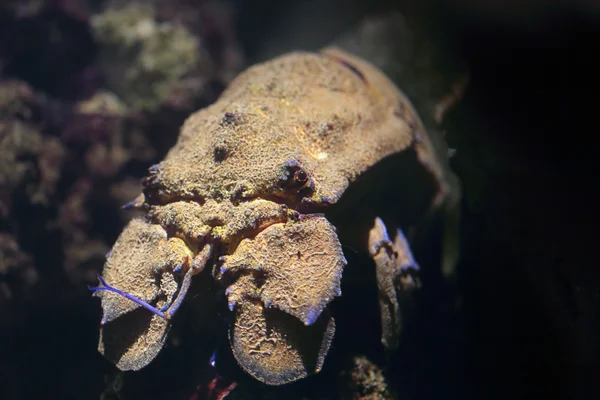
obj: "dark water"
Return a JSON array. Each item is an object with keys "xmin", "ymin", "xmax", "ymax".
[{"xmin": 1, "ymin": 1, "xmax": 598, "ymax": 399}]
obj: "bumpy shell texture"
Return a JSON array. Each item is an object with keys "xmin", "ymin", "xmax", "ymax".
[
  {"xmin": 223, "ymin": 215, "xmax": 346, "ymax": 326},
  {"xmin": 145, "ymin": 47, "xmax": 444, "ymax": 209},
  {"xmin": 230, "ymin": 300, "xmax": 336, "ymax": 386},
  {"xmin": 96, "ymin": 218, "xmax": 192, "ymax": 370},
  {"xmin": 223, "ymin": 215, "xmax": 345, "ymax": 384},
  {"xmin": 95, "ymin": 47, "xmax": 448, "ymax": 385}
]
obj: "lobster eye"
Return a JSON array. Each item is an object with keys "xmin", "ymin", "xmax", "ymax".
[
  {"xmin": 279, "ymin": 161, "xmax": 314, "ymax": 195},
  {"xmin": 294, "ymin": 169, "xmax": 308, "ymax": 183}
]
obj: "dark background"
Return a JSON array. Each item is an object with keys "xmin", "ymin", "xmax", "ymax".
[{"xmin": 1, "ymin": 0, "xmax": 598, "ymax": 399}]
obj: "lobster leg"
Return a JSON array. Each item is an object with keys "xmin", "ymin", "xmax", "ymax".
[{"xmin": 368, "ymin": 217, "xmax": 421, "ymax": 350}]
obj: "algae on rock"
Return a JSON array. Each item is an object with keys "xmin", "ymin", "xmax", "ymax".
[{"xmin": 91, "ymin": 3, "xmax": 210, "ymax": 112}]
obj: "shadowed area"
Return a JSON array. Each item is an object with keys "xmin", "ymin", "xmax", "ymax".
[
  {"xmin": 99, "ymin": 306, "xmax": 171, "ymax": 371},
  {"xmin": 229, "ymin": 300, "xmax": 336, "ymax": 385}
]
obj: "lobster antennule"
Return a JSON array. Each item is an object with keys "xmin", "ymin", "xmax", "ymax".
[
  {"xmin": 90, "ymin": 261, "xmax": 197, "ymax": 322},
  {"xmin": 89, "ymin": 275, "xmax": 168, "ymax": 320}
]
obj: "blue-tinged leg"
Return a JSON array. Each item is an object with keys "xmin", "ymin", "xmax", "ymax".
[
  {"xmin": 91, "ymin": 243, "xmax": 212, "ymax": 322},
  {"xmin": 90, "ymin": 275, "xmax": 167, "ymax": 320},
  {"xmin": 90, "ymin": 267, "xmax": 195, "ymax": 321},
  {"xmin": 368, "ymin": 217, "xmax": 421, "ymax": 350},
  {"xmin": 391, "ymin": 227, "xmax": 421, "ymax": 291}
]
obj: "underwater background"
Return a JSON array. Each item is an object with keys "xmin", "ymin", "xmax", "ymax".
[{"xmin": 0, "ymin": 1, "xmax": 598, "ymax": 399}]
